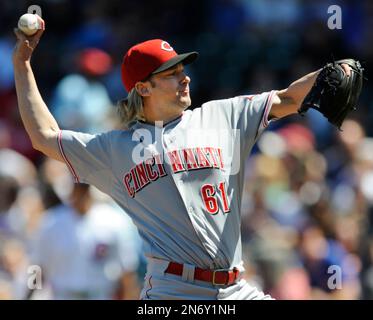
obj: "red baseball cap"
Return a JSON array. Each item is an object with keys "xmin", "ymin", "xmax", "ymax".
[{"xmin": 121, "ymin": 39, "xmax": 198, "ymax": 92}]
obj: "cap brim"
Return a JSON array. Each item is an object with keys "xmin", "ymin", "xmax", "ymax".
[{"xmin": 152, "ymin": 52, "xmax": 199, "ymax": 74}]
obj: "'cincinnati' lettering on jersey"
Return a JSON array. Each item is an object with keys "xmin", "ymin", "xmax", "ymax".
[{"xmin": 123, "ymin": 147, "xmax": 224, "ymax": 198}]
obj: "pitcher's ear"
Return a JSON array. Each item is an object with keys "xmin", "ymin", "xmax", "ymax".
[{"xmin": 135, "ymin": 82, "xmax": 151, "ymax": 97}]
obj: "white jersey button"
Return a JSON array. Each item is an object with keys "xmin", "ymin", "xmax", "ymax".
[{"xmin": 188, "ymin": 207, "xmax": 194, "ymax": 213}]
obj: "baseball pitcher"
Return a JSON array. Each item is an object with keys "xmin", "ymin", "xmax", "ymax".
[{"xmin": 12, "ymin": 16, "xmax": 363, "ymax": 300}]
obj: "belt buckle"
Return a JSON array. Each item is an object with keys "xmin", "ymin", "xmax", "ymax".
[{"xmin": 212, "ymin": 269, "xmax": 228, "ymax": 286}]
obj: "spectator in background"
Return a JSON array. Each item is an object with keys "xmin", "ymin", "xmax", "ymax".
[
  {"xmin": 0, "ymin": 149, "xmax": 44, "ymax": 244},
  {"xmin": 298, "ymin": 224, "xmax": 361, "ymax": 299},
  {"xmin": 0, "ymin": 237, "xmax": 30, "ymax": 299},
  {"xmin": 0, "ymin": 174, "xmax": 20, "ymax": 236},
  {"xmin": 0, "ymin": 152, "xmax": 46, "ymax": 300},
  {"xmin": 51, "ymin": 48, "xmax": 114, "ymax": 133},
  {"xmin": 29, "ymin": 183, "xmax": 141, "ymax": 299}
]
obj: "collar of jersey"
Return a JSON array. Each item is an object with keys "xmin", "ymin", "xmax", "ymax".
[{"xmin": 136, "ymin": 111, "xmax": 184, "ymax": 128}]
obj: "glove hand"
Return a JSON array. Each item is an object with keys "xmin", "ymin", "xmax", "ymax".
[{"xmin": 298, "ymin": 58, "xmax": 364, "ymax": 130}]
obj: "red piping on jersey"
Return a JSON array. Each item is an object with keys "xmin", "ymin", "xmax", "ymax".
[
  {"xmin": 57, "ymin": 130, "xmax": 80, "ymax": 183},
  {"xmin": 261, "ymin": 90, "xmax": 275, "ymax": 128}
]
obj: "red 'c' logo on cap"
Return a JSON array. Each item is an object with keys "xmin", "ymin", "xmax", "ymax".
[{"xmin": 161, "ymin": 41, "xmax": 173, "ymax": 52}]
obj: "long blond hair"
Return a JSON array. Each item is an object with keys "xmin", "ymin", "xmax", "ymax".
[{"xmin": 117, "ymin": 88, "xmax": 146, "ymax": 129}]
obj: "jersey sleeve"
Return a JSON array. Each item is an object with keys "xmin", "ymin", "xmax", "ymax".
[
  {"xmin": 204, "ymin": 90, "xmax": 277, "ymax": 154},
  {"xmin": 239, "ymin": 90, "xmax": 277, "ymax": 137},
  {"xmin": 232, "ymin": 90, "xmax": 276, "ymax": 140},
  {"xmin": 57, "ymin": 130, "xmax": 114, "ymax": 193}
]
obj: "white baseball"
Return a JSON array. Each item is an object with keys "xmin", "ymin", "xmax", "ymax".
[{"xmin": 18, "ymin": 13, "xmax": 40, "ymax": 36}]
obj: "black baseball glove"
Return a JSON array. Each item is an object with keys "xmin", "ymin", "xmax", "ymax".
[{"xmin": 298, "ymin": 59, "xmax": 364, "ymax": 130}]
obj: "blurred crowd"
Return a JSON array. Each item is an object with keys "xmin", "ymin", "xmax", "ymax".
[{"xmin": 1, "ymin": 0, "xmax": 373, "ymax": 299}]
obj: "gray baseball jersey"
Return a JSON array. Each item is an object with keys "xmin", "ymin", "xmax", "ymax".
[{"xmin": 57, "ymin": 90, "xmax": 276, "ymax": 289}]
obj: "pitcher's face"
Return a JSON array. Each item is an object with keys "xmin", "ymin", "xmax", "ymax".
[{"xmin": 149, "ymin": 63, "xmax": 191, "ymax": 110}]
